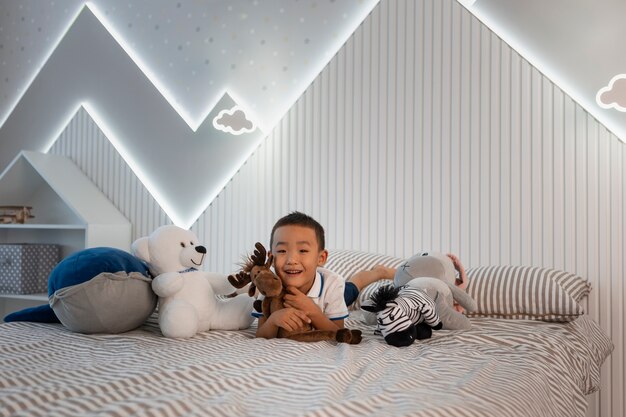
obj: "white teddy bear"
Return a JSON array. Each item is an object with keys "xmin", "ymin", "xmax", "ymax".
[{"xmin": 131, "ymin": 225, "xmax": 253, "ymax": 338}]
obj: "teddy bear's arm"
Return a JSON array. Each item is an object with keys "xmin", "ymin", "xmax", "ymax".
[
  {"xmin": 152, "ymin": 272, "xmax": 184, "ymax": 297},
  {"xmin": 205, "ymin": 272, "xmax": 238, "ymax": 295}
]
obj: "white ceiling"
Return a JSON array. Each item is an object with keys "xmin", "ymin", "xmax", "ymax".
[{"xmin": 465, "ymin": 0, "xmax": 626, "ymax": 143}]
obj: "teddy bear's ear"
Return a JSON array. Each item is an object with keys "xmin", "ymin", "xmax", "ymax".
[{"xmin": 131, "ymin": 237, "xmax": 150, "ymax": 263}]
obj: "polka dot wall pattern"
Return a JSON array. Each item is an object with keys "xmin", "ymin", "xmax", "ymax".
[
  {"xmin": 0, "ymin": 0, "xmax": 378, "ymax": 132},
  {"xmin": 0, "ymin": 244, "xmax": 60, "ymax": 294}
]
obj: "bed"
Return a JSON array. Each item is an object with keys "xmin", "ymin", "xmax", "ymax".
[{"xmin": 0, "ymin": 251, "xmax": 613, "ymax": 417}]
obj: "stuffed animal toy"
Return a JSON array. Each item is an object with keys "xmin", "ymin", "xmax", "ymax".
[
  {"xmin": 394, "ymin": 252, "xmax": 477, "ymax": 330},
  {"xmin": 131, "ymin": 225, "xmax": 253, "ymax": 338},
  {"xmin": 361, "ymin": 284, "xmax": 442, "ymax": 347},
  {"xmin": 228, "ymin": 242, "xmax": 362, "ymax": 344},
  {"xmin": 395, "ymin": 252, "xmax": 460, "ymax": 288},
  {"xmin": 4, "ymin": 247, "xmax": 157, "ymax": 334},
  {"xmin": 402, "ymin": 277, "xmax": 475, "ymax": 330}
]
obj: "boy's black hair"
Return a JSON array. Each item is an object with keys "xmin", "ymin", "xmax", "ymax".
[{"xmin": 270, "ymin": 211, "xmax": 325, "ymax": 250}]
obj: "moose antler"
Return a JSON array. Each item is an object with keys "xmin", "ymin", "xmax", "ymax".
[
  {"xmin": 228, "ymin": 271, "xmax": 251, "ymax": 289},
  {"xmin": 228, "ymin": 242, "xmax": 273, "ymax": 297},
  {"xmin": 250, "ymin": 242, "xmax": 272, "ymax": 270}
]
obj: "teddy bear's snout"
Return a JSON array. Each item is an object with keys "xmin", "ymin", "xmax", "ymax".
[{"xmin": 195, "ymin": 245, "xmax": 207, "ymax": 254}]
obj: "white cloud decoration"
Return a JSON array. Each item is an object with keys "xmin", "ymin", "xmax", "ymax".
[
  {"xmin": 212, "ymin": 106, "xmax": 256, "ymax": 135},
  {"xmin": 596, "ymin": 74, "xmax": 626, "ymax": 112}
]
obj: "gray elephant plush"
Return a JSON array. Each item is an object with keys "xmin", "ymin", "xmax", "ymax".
[{"xmin": 395, "ymin": 252, "xmax": 477, "ymax": 330}]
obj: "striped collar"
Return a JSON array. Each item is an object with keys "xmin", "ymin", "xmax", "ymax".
[{"xmin": 306, "ymin": 271, "xmax": 325, "ymax": 298}]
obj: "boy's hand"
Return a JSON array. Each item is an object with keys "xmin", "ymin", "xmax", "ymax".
[
  {"xmin": 284, "ymin": 286, "xmax": 320, "ymax": 316},
  {"xmin": 268, "ymin": 307, "xmax": 311, "ymax": 332},
  {"xmin": 446, "ymin": 253, "xmax": 468, "ymax": 289},
  {"xmin": 447, "ymin": 253, "xmax": 468, "ymax": 313}
]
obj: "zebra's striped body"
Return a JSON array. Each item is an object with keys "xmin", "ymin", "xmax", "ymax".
[
  {"xmin": 374, "ymin": 286, "xmax": 440, "ymax": 337},
  {"xmin": 361, "ymin": 284, "xmax": 442, "ymax": 346}
]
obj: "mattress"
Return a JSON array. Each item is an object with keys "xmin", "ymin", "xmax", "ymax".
[{"xmin": 0, "ymin": 312, "xmax": 612, "ymax": 417}]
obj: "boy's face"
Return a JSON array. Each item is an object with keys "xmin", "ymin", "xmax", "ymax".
[{"xmin": 270, "ymin": 225, "xmax": 328, "ymax": 293}]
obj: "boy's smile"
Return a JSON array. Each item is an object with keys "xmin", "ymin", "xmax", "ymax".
[{"xmin": 270, "ymin": 225, "xmax": 328, "ymax": 294}]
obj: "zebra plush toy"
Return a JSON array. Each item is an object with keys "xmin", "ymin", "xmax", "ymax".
[{"xmin": 361, "ymin": 284, "xmax": 442, "ymax": 347}]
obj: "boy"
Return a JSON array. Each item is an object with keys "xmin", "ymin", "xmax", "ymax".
[
  {"xmin": 255, "ymin": 211, "xmax": 467, "ymax": 338},
  {"xmin": 255, "ymin": 211, "xmax": 394, "ymax": 339}
]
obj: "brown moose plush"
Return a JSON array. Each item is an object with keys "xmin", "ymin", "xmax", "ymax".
[{"xmin": 228, "ymin": 242, "xmax": 361, "ymax": 344}]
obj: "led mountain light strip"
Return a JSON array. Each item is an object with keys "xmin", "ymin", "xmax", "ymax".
[
  {"xmin": 77, "ymin": 101, "xmax": 186, "ymax": 228},
  {"xmin": 0, "ymin": 3, "xmax": 261, "ymax": 230},
  {"xmin": 264, "ymin": 0, "xmax": 381, "ymax": 142},
  {"xmin": 464, "ymin": 4, "xmax": 626, "ymax": 144},
  {"xmin": 1, "ymin": 1, "xmax": 381, "ymax": 229},
  {"xmin": 0, "ymin": 6, "xmax": 84, "ymax": 130},
  {"xmin": 42, "ymin": 103, "xmax": 84, "ymax": 154},
  {"xmin": 86, "ymin": 3, "xmax": 261, "ymax": 134},
  {"xmin": 42, "ymin": 101, "xmax": 263, "ymax": 230}
]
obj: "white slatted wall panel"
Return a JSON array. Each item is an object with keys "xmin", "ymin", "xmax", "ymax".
[
  {"xmin": 47, "ymin": 1, "xmax": 622, "ymax": 415},
  {"xmin": 198, "ymin": 1, "xmax": 623, "ymax": 415}
]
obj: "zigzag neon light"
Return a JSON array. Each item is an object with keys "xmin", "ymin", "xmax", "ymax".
[
  {"xmin": 41, "ymin": 100, "xmax": 264, "ymax": 230},
  {"xmin": 86, "ymin": 3, "xmax": 262, "ymax": 133},
  {"xmin": 0, "ymin": 3, "xmax": 261, "ymax": 134},
  {"xmin": 465, "ymin": 4, "xmax": 626, "ymax": 144},
  {"xmin": 42, "ymin": 102, "xmax": 186, "ymax": 227},
  {"xmin": 0, "ymin": 1, "xmax": 382, "ymax": 229}
]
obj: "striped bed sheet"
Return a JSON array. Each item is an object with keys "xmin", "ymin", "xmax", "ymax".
[{"xmin": 0, "ymin": 312, "xmax": 612, "ymax": 417}]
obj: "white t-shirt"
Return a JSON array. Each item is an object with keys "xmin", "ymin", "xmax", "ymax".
[{"xmin": 251, "ymin": 267, "xmax": 349, "ymax": 321}]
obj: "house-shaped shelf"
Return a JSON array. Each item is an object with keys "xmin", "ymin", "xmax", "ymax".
[{"xmin": 0, "ymin": 151, "xmax": 131, "ymax": 256}]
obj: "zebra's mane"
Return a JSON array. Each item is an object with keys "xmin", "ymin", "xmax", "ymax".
[{"xmin": 369, "ymin": 285, "xmax": 401, "ymax": 311}]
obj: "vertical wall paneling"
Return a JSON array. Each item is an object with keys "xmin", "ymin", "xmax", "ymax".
[
  {"xmin": 440, "ymin": 0, "xmax": 451, "ymax": 254},
  {"xmin": 542, "ymin": 76, "xmax": 554, "ymax": 266},
  {"xmin": 404, "ymin": 0, "xmax": 416, "ymax": 257},
  {"xmin": 393, "ymin": 0, "xmax": 405, "ymax": 257},
  {"xmin": 489, "ymin": 33, "xmax": 501, "ymax": 264},
  {"xmin": 449, "ymin": 2, "xmax": 461, "ymax": 257},
  {"xmin": 499, "ymin": 43, "xmax": 511, "ymax": 265},
  {"xmin": 552, "ymin": 86, "xmax": 564, "ymax": 269},
  {"xmin": 459, "ymin": 8, "xmax": 471, "ymax": 260},
  {"xmin": 531, "ymin": 69, "xmax": 543, "ymax": 266},
  {"xmin": 479, "ymin": 26, "xmax": 490, "ymax": 266},
  {"xmin": 47, "ymin": 1, "xmax": 622, "ymax": 416}
]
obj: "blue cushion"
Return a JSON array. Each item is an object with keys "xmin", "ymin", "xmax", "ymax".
[{"xmin": 4, "ymin": 247, "xmax": 151, "ymax": 325}]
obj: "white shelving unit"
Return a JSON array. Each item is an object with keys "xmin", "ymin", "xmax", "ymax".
[{"xmin": 0, "ymin": 151, "xmax": 132, "ymax": 317}]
